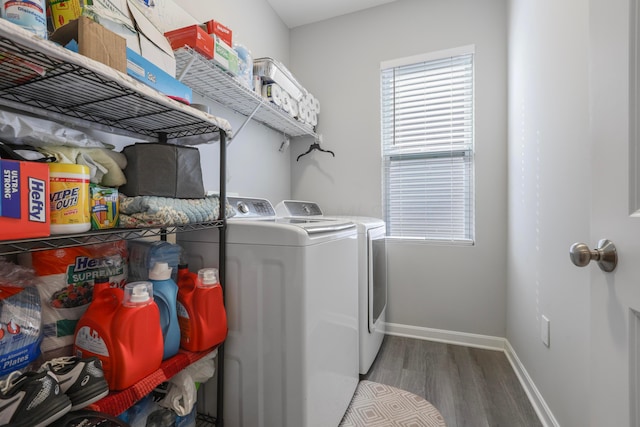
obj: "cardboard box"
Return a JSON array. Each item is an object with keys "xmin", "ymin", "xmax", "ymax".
[
  {"xmin": 205, "ymin": 19, "xmax": 232, "ymax": 47},
  {"xmin": 126, "ymin": 47, "xmax": 192, "ymax": 104},
  {"xmin": 165, "ymin": 25, "xmax": 214, "ymax": 60},
  {"xmin": 81, "ymin": 0, "xmax": 139, "ymax": 55},
  {"xmin": 213, "ymin": 36, "xmax": 239, "ymax": 76},
  {"xmin": 81, "ymin": 0, "xmax": 177, "ymax": 76},
  {"xmin": 50, "ymin": 16, "xmax": 127, "ymax": 73},
  {"xmin": 126, "ymin": 0, "xmax": 176, "ymax": 76},
  {"xmin": 0, "ymin": 160, "xmax": 49, "ymax": 240}
]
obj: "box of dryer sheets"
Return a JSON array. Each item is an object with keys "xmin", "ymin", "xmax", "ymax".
[
  {"xmin": 0, "ymin": 160, "xmax": 49, "ymax": 240},
  {"xmin": 126, "ymin": 47, "xmax": 192, "ymax": 103},
  {"xmin": 50, "ymin": 16, "xmax": 127, "ymax": 73},
  {"xmin": 213, "ymin": 36, "xmax": 239, "ymax": 76}
]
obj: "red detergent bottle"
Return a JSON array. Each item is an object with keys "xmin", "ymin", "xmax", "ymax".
[
  {"xmin": 176, "ymin": 267, "xmax": 228, "ymax": 352},
  {"xmin": 74, "ymin": 281, "xmax": 164, "ymax": 390}
]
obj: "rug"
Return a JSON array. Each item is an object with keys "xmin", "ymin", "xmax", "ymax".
[{"xmin": 340, "ymin": 380, "xmax": 446, "ymax": 427}]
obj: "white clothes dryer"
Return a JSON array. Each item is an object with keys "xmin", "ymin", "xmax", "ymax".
[
  {"xmin": 275, "ymin": 201, "xmax": 387, "ymax": 375},
  {"xmin": 177, "ymin": 197, "xmax": 359, "ymax": 427}
]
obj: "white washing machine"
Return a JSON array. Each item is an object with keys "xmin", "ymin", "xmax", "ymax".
[
  {"xmin": 177, "ymin": 197, "xmax": 359, "ymax": 427},
  {"xmin": 275, "ymin": 201, "xmax": 387, "ymax": 375}
]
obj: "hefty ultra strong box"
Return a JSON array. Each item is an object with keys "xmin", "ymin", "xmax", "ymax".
[{"xmin": 0, "ymin": 160, "xmax": 49, "ymax": 240}]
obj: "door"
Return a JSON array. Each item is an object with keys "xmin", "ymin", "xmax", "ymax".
[{"xmin": 589, "ymin": 0, "xmax": 640, "ymax": 425}]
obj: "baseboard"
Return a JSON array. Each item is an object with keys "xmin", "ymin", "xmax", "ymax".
[
  {"xmin": 384, "ymin": 322, "xmax": 558, "ymax": 427},
  {"xmin": 503, "ymin": 340, "xmax": 560, "ymax": 427},
  {"xmin": 384, "ymin": 322, "xmax": 506, "ymax": 351}
]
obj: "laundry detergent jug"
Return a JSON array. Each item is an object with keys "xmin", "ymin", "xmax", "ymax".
[
  {"xmin": 74, "ymin": 281, "xmax": 163, "ymax": 390},
  {"xmin": 149, "ymin": 262, "xmax": 180, "ymax": 360},
  {"xmin": 176, "ymin": 267, "xmax": 227, "ymax": 352}
]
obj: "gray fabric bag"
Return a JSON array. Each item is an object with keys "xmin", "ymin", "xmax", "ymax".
[{"xmin": 120, "ymin": 143, "xmax": 205, "ymax": 199}]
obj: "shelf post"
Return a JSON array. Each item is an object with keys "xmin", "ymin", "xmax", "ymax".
[{"xmin": 217, "ymin": 129, "xmax": 227, "ymax": 427}]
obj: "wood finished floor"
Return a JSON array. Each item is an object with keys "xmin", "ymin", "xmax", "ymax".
[{"xmin": 362, "ymin": 335, "xmax": 542, "ymax": 427}]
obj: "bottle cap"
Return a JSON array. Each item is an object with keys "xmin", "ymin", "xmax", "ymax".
[
  {"xmin": 197, "ymin": 268, "xmax": 218, "ymax": 287},
  {"xmin": 149, "ymin": 262, "xmax": 172, "ymax": 281},
  {"xmin": 124, "ymin": 281, "xmax": 153, "ymax": 306}
]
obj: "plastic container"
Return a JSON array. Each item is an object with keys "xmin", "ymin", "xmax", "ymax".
[
  {"xmin": 177, "ymin": 267, "xmax": 227, "ymax": 352},
  {"xmin": 2, "ymin": 0, "xmax": 47, "ymax": 39},
  {"xmin": 49, "ymin": 163, "xmax": 90, "ymax": 234},
  {"xmin": 74, "ymin": 281, "xmax": 163, "ymax": 390},
  {"xmin": 149, "ymin": 262, "xmax": 180, "ymax": 360},
  {"xmin": 127, "ymin": 240, "xmax": 182, "ymax": 282}
]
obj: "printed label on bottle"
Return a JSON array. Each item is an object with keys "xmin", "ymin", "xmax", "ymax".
[
  {"xmin": 176, "ymin": 301, "xmax": 189, "ymax": 318},
  {"xmin": 75, "ymin": 326, "xmax": 109, "ymax": 356}
]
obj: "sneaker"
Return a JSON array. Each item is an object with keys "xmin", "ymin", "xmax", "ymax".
[
  {"xmin": 40, "ymin": 356, "xmax": 109, "ymax": 410},
  {"xmin": 0, "ymin": 370, "xmax": 72, "ymax": 427}
]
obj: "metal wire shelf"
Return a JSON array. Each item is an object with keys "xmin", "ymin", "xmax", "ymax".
[
  {"xmin": 196, "ymin": 413, "xmax": 217, "ymax": 426},
  {"xmin": 0, "ymin": 221, "xmax": 224, "ymax": 256},
  {"xmin": 175, "ymin": 47, "xmax": 316, "ymax": 138},
  {"xmin": 0, "ymin": 20, "xmax": 232, "ymax": 143}
]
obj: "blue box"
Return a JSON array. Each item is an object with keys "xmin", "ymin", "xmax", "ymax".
[{"xmin": 126, "ymin": 47, "xmax": 192, "ymax": 104}]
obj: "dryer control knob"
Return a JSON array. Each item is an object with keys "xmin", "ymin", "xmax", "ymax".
[{"xmin": 237, "ymin": 202, "xmax": 249, "ymax": 214}]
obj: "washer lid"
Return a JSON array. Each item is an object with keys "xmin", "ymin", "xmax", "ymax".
[{"xmin": 275, "ymin": 217, "xmax": 355, "ymax": 234}]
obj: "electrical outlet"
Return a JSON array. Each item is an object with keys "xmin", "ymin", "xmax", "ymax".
[{"xmin": 541, "ymin": 315, "xmax": 550, "ymax": 347}]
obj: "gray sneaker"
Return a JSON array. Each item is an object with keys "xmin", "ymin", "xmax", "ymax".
[{"xmin": 40, "ymin": 356, "xmax": 109, "ymax": 410}]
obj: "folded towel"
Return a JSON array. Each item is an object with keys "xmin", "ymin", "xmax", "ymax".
[{"xmin": 119, "ymin": 194, "xmax": 233, "ymax": 228}]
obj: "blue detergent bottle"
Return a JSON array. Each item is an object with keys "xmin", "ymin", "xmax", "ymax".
[{"xmin": 149, "ymin": 262, "xmax": 181, "ymax": 360}]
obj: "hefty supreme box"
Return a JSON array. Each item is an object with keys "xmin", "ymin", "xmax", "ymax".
[{"xmin": 0, "ymin": 160, "xmax": 49, "ymax": 240}]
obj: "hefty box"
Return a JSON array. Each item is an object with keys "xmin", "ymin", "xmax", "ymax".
[
  {"xmin": 0, "ymin": 160, "xmax": 49, "ymax": 240},
  {"xmin": 165, "ymin": 25, "xmax": 214, "ymax": 60},
  {"xmin": 205, "ymin": 19, "xmax": 232, "ymax": 47}
]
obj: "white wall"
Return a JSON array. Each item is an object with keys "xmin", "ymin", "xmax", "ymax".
[
  {"xmin": 289, "ymin": 0, "xmax": 509, "ymax": 337},
  {"xmin": 507, "ymin": 1, "xmax": 591, "ymax": 426}
]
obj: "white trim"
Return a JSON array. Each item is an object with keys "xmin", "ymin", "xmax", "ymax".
[
  {"xmin": 384, "ymin": 322, "xmax": 559, "ymax": 427},
  {"xmin": 380, "ymin": 44, "xmax": 475, "ymax": 70},
  {"xmin": 385, "ymin": 322, "xmax": 505, "ymax": 351},
  {"xmin": 504, "ymin": 340, "xmax": 560, "ymax": 427}
]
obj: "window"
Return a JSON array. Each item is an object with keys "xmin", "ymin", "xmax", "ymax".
[{"xmin": 381, "ymin": 46, "xmax": 475, "ymax": 244}]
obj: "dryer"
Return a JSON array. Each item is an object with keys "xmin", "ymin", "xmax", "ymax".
[
  {"xmin": 177, "ymin": 197, "xmax": 359, "ymax": 427},
  {"xmin": 275, "ymin": 201, "xmax": 387, "ymax": 375}
]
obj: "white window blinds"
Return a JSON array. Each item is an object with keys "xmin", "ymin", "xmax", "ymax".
[{"xmin": 381, "ymin": 47, "xmax": 475, "ymax": 243}]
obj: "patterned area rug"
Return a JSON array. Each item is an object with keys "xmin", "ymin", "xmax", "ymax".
[{"xmin": 340, "ymin": 381, "xmax": 446, "ymax": 427}]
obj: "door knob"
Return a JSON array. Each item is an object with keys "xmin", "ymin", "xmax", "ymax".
[{"xmin": 569, "ymin": 239, "xmax": 617, "ymax": 272}]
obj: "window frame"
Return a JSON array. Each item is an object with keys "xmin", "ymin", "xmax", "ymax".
[{"xmin": 380, "ymin": 45, "xmax": 476, "ymax": 245}]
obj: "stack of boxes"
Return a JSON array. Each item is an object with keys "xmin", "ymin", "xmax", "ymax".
[{"xmin": 164, "ymin": 19, "xmax": 238, "ymax": 76}]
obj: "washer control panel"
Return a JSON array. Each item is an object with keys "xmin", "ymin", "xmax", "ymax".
[
  {"xmin": 228, "ymin": 197, "xmax": 276, "ymax": 218},
  {"xmin": 275, "ymin": 200, "xmax": 323, "ymax": 217}
]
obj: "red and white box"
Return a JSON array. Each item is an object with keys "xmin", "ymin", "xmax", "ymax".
[
  {"xmin": 165, "ymin": 25, "xmax": 214, "ymax": 60},
  {"xmin": 0, "ymin": 160, "xmax": 49, "ymax": 240},
  {"xmin": 205, "ymin": 19, "xmax": 232, "ymax": 47}
]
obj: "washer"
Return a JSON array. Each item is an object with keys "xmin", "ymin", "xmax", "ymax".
[
  {"xmin": 177, "ymin": 197, "xmax": 359, "ymax": 427},
  {"xmin": 275, "ymin": 200, "xmax": 387, "ymax": 375}
]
